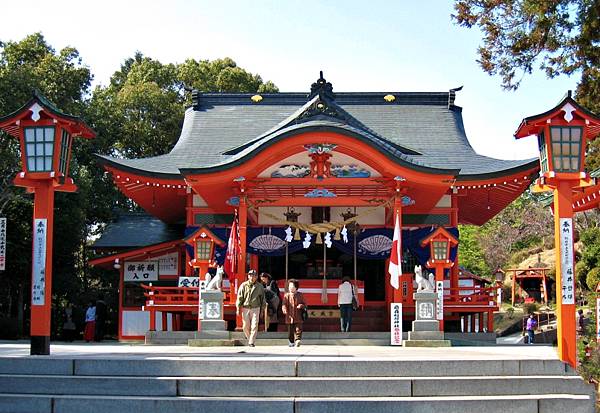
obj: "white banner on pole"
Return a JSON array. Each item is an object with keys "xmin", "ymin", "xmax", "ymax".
[
  {"xmin": 390, "ymin": 303, "xmax": 403, "ymax": 345},
  {"xmin": 559, "ymin": 218, "xmax": 575, "ymax": 305},
  {"xmin": 0, "ymin": 218, "xmax": 6, "ymax": 271},
  {"xmin": 124, "ymin": 261, "xmax": 159, "ymax": 282},
  {"xmin": 32, "ymin": 219, "xmax": 47, "ymax": 305},
  {"xmin": 436, "ymin": 281, "xmax": 444, "ymax": 320}
]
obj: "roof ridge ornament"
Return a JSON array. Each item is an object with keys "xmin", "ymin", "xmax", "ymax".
[{"xmin": 309, "ymin": 71, "xmax": 335, "ymax": 100}]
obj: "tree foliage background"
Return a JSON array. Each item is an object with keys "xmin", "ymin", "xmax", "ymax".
[{"xmin": 0, "ymin": 33, "xmax": 277, "ymax": 338}]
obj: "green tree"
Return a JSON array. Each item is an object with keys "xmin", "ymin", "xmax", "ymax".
[
  {"xmin": 452, "ymin": 0, "xmax": 600, "ymax": 169},
  {"xmin": 452, "ymin": 1, "xmax": 600, "ymax": 91},
  {"xmin": 477, "ymin": 194, "xmax": 553, "ymax": 271},
  {"xmin": 458, "ymin": 224, "xmax": 491, "ymax": 276},
  {"xmin": 0, "ymin": 33, "xmax": 93, "ymax": 337}
]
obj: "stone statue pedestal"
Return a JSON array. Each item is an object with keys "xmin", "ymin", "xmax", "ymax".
[
  {"xmin": 199, "ymin": 290, "xmax": 226, "ymax": 331},
  {"xmin": 404, "ymin": 291, "xmax": 451, "ymax": 347}
]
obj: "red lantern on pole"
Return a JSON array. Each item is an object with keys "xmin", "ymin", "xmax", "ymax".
[
  {"xmin": 515, "ymin": 91, "xmax": 600, "ymax": 367},
  {"xmin": 0, "ymin": 92, "xmax": 95, "ymax": 355},
  {"xmin": 420, "ymin": 226, "xmax": 459, "ymax": 331}
]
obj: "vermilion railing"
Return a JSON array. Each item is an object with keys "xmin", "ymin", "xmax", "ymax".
[
  {"xmin": 444, "ymin": 286, "xmax": 500, "ymax": 308},
  {"xmin": 141, "ymin": 284, "xmax": 231, "ymax": 308}
]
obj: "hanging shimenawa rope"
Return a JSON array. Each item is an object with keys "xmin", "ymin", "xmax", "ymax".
[{"xmin": 246, "ymin": 197, "xmax": 395, "ymax": 235}]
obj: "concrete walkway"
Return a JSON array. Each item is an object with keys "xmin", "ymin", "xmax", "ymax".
[{"xmin": 0, "ymin": 340, "xmax": 559, "ymax": 361}]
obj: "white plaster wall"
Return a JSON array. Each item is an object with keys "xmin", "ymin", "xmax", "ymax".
[{"xmin": 122, "ymin": 310, "xmax": 172, "ymax": 336}]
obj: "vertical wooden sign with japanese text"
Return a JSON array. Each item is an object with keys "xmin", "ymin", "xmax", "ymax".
[
  {"xmin": 390, "ymin": 303, "xmax": 403, "ymax": 345},
  {"xmin": 436, "ymin": 281, "xmax": 444, "ymax": 321},
  {"xmin": 32, "ymin": 219, "xmax": 47, "ymax": 305},
  {"xmin": 559, "ymin": 218, "xmax": 575, "ymax": 305},
  {"xmin": 0, "ymin": 218, "xmax": 6, "ymax": 271}
]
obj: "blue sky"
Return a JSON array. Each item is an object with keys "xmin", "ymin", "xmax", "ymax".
[{"xmin": 1, "ymin": 0, "xmax": 577, "ymax": 160}]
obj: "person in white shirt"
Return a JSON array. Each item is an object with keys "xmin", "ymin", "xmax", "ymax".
[
  {"xmin": 337, "ymin": 276, "xmax": 355, "ymax": 332},
  {"xmin": 84, "ymin": 301, "xmax": 96, "ymax": 342}
]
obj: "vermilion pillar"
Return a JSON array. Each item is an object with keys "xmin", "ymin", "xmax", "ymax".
[
  {"xmin": 29, "ymin": 181, "xmax": 55, "ymax": 354},
  {"xmin": 554, "ymin": 179, "xmax": 576, "ymax": 366}
]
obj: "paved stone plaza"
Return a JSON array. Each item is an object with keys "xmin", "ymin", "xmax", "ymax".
[{"xmin": 0, "ymin": 340, "xmax": 559, "ymax": 360}]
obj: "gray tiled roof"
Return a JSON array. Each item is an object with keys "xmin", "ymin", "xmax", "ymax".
[
  {"xmin": 92, "ymin": 212, "xmax": 183, "ymax": 248},
  {"xmin": 97, "ymin": 90, "xmax": 537, "ymax": 179}
]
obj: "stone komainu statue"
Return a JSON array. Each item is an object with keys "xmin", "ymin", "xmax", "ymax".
[
  {"xmin": 415, "ymin": 264, "xmax": 434, "ymax": 292},
  {"xmin": 206, "ymin": 266, "xmax": 224, "ymax": 290}
]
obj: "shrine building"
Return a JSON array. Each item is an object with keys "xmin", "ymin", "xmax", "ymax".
[{"xmin": 90, "ymin": 74, "xmax": 539, "ymax": 340}]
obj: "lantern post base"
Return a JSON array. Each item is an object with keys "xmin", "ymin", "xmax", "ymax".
[{"xmin": 30, "ymin": 336, "xmax": 50, "ymax": 355}]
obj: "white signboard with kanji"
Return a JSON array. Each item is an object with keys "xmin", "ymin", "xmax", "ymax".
[
  {"xmin": 559, "ymin": 218, "xmax": 575, "ymax": 305},
  {"xmin": 157, "ymin": 252, "xmax": 179, "ymax": 276},
  {"xmin": 436, "ymin": 280, "xmax": 444, "ymax": 320},
  {"xmin": 124, "ymin": 261, "xmax": 159, "ymax": 282},
  {"xmin": 390, "ymin": 303, "xmax": 403, "ymax": 345},
  {"xmin": 0, "ymin": 218, "xmax": 6, "ymax": 271},
  {"xmin": 32, "ymin": 219, "xmax": 47, "ymax": 305},
  {"xmin": 178, "ymin": 277, "xmax": 206, "ymax": 289}
]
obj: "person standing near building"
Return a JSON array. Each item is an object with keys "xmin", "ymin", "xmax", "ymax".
[
  {"xmin": 62, "ymin": 303, "xmax": 76, "ymax": 342},
  {"xmin": 525, "ymin": 314, "xmax": 537, "ymax": 344},
  {"xmin": 282, "ymin": 279, "xmax": 307, "ymax": 347},
  {"xmin": 261, "ymin": 273, "xmax": 281, "ymax": 332},
  {"xmin": 95, "ymin": 294, "xmax": 107, "ymax": 342},
  {"xmin": 236, "ymin": 269, "xmax": 266, "ymax": 347},
  {"xmin": 84, "ymin": 301, "xmax": 96, "ymax": 343},
  {"xmin": 577, "ymin": 309, "xmax": 586, "ymax": 337},
  {"xmin": 337, "ymin": 276, "xmax": 355, "ymax": 332}
]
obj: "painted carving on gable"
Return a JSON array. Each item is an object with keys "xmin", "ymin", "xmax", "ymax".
[
  {"xmin": 271, "ymin": 164, "xmax": 310, "ymax": 178},
  {"xmin": 330, "ymin": 164, "xmax": 371, "ymax": 178}
]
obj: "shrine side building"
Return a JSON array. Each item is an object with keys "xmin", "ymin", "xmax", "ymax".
[{"xmin": 90, "ymin": 75, "xmax": 538, "ymax": 339}]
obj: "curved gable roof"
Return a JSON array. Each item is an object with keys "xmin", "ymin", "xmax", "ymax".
[{"xmin": 97, "ymin": 85, "xmax": 537, "ymax": 180}]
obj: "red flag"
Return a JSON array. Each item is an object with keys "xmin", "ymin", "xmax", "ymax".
[
  {"xmin": 224, "ymin": 212, "xmax": 239, "ymax": 276},
  {"xmin": 388, "ymin": 214, "xmax": 402, "ymax": 289}
]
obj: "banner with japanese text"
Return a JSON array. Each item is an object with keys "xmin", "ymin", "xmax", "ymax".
[
  {"xmin": 559, "ymin": 218, "xmax": 575, "ymax": 305},
  {"xmin": 390, "ymin": 303, "xmax": 403, "ymax": 345},
  {"xmin": 32, "ymin": 219, "xmax": 47, "ymax": 305},
  {"xmin": 0, "ymin": 218, "xmax": 6, "ymax": 271}
]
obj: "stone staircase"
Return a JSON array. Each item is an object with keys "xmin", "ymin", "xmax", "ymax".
[{"xmin": 0, "ymin": 354, "xmax": 594, "ymax": 412}]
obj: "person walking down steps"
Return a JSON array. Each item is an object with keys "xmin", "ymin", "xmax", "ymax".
[
  {"xmin": 282, "ymin": 279, "xmax": 307, "ymax": 347},
  {"xmin": 236, "ymin": 269, "xmax": 266, "ymax": 347}
]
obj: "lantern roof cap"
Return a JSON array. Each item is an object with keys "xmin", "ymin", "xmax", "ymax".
[
  {"xmin": 514, "ymin": 91, "xmax": 600, "ymax": 139},
  {"xmin": 0, "ymin": 90, "xmax": 95, "ymax": 139},
  {"xmin": 183, "ymin": 225, "xmax": 226, "ymax": 247},
  {"xmin": 419, "ymin": 226, "xmax": 459, "ymax": 247}
]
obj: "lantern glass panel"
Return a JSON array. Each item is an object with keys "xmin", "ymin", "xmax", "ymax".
[
  {"xmin": 58, "ymin": 129, "xmax": 71, "ymax": 175},
  {"xmin": 433, "ymin": 240, "xmax": 448, "ymax": 260},
  {"xmin": 549, "ymin": 126, "xmax": 583, "ymax": 172},
  {"xmin": 23, "ymin": 127, "xmax": 55, "ymax": 172},
  {"xmin": 537, "ymin": 132, "xmax": 549, "ymax": 173},
  {"xmin": 196, "ymin": 240, "xmax": 212, "ymax": 261}
]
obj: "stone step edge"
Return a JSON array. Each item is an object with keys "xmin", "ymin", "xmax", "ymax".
[
  {"xmin": 0, "ymin": 374, "xmax": 585, "ymax": 380},
  {"xmin": 0, "ymin": 393, "xmax": 591, "ymax": 401}
]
